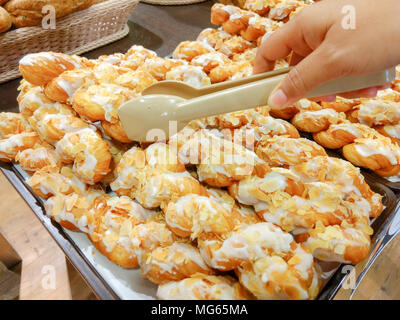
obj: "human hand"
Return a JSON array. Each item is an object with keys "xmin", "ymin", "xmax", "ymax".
[{"xmin": 253, "ymin": 0, "xmax": 400, "ymax": 109}]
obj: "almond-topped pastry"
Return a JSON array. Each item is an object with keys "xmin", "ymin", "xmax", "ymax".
[
  {"xmin": 4, "ymin": 2, "xmax": 394, "ymax": 300},
  {"xmin": 342, "ymin": 137, "xmax": 400, "ymax": 177},
  {"xmin": 217, "ymin": 35, "xmax": 255, "ymax": 57},
  {"xmin": 44, "ymin": 68, "xmax": 95, "ymax": 104},
  {"xmin": 198, "ymin": 222, "xmax": 321, "ymax": 300},
  {"xmin": 240, "ymin": 15, "xmax": 279, "ymax": 42},
  {"xmin": 89, "ymin": 195, "xmax": 156, "ymax": 268},
  {"xmin": 196, "ymin": 27, "xmax": 232, "ymax": 50},
  {"xmin": 114, "ymin": 70, "xmax": 157, "ymax": 93},
  {"xmin": 27, "ymin": 166, "xmax": 87, "ymax": 199},
  {"xmin": 375, "ymin": 123, "xmax": 400, "ymax": 145},
  {"xmin": 44, "ymin": 191, "xmax": 101, "ymax": 234},
  {"xmin": 0, "ymin": 132, "xmax": 42, "ymax": 162},
  {"xmin": 172, "ymin": 41, "xmax": 215, "ymax": 62},
  {"xmin": 34, "ymin": 114, "xmax": 90, "ymax": 145},
  {"xmin": 296, "ymin": 222, "xmax": 371, "ymax": 264},
  {"xmin": 123, "ymin": 45, "xmax": 158, "ymax": 70},
  {"xmin": 190, "ymin": 52, "xmax": 232, "ymax": 74},
  {"xmin": 347, "ymin": 99, "xmax": 400, "ymax": 127},
  {"xmin": 321, "ymin": 96, "xmax": 360, "ymax": 113},
  {"xmin": 313, "ymin": 122, "xmax": 378, "ymax": 149},
  {"xmin": 111, "ymin": 143, "xmax": 186, "ymax": 198},
  {"xmin": 0, "ymin": 112, "xmax": 30, "ymax": 139},
  {"xmin": 18, "ymin": 86, "xmax": 73, "ymax": 118},
  {"xmin": 157, "ymin": 273, "xmax": 251, "ymax": 300},
  {"xmin": 164, "ymin": 194, "xmax": 242, "ymax": 239},
  {"xmin": 255, "ymin": 136, "xmax": 327, "ymax": 167},
  {"xmin": 141, "ymin": 242, "xmax": 214, "ymax": 284},
  {"xmin": 55, "ymin": 128, "xmax": 112, "ymax": 184},
  {"xmin": 211, "ymin": 3, "xmax": 243, "ymax": 26},
  {"xmin": 166, "ymin": 65, "xmax": 211, "ymax": 88},
  {"xmin": 15, "ymin": 146, "xmax": 61, "ymax": 174},
  {"xmin": 291, "ymin": 109, "xmax": 346, "ymax": 133},
  {"xmin": 222, "ymin": 8, "xmax": 256, "ymax": 35},
  {"xmin": 269, "ymin": 98, "xmax": 321, "ymax": 120},
  {"xmin": 268, "ymin": 0, "xmax": 307, "ymax": 22},
  {"xmin": 135, "ymin": 170, "xmax": 208, "ymax": 209},
  {"xmin": 138, "ymin": 57, "xmax": 187, "ymax": 81},
  {"xmin": 243, "ymin": 0, "xmax": 272, "ymax": 16},
  {"xmin": 178, "ymin": 129, "xmax": 270, "ymax": 187},
  {"xmin": 72, "ymin": 83, "xmax": 136, "ymax": 123}
]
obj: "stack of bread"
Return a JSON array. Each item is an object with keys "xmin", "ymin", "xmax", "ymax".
[
  {"xmin": 0, "ymin": 1, "xmax": 392, "ymax": 300},
  {"xmin": 0, "ymin": 0, "xmax": 101, "ymax": 33}
]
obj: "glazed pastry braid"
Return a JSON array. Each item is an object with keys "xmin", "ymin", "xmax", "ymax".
[
  {"xmin": 164, "ymin": 194, "xmax": 246, "ymax": 240},
  {"xmin": 321, "ymin": 96, "xmax": 360, "ymax": 113},
  {"xmin": 296, "ymin": 221, "xmax": 371, "ymax": 264},
  {"xmin": 157, "ymin": 273, "xmax": 252, "ymax": 300},
  {"xmin": 134, "ymin": 169, "xmax": 208, "ymax": 209},
  {"xmin": 15, "ymin": 146, "xmax": 60, "ymax": 174},
  {"xmin": 44, "ymin": 68, "xmax": 96, "ymax": 104},
  {"xmin": 342, "ymin": 137, "xmax": 400, "ymax": 177},
  {"xmin": 27, "ymin": 166, "xmax": 87, "ymax": 199},
  {"xmin": 291, "ymin": 156, "xmax": 383, "ymax": 218},
  {"xmin": 137, "ymin": 57, "xmax": 187, "ymax": 81},
  {"xmin": 89, "ymin": 194, "xmax": 156, "ymax": 268},
  {"xmin": 229, "ymin": 168, "xmax": 370, "ymax": 233},
  {"xmin": 313, "ymin": 122, "xmax": 378, "ymax": 149},
  {"xmin": 178, "ymin": 129, "xmax": 270, "ymax": 187},
  {"xmin": 198, "ymin": 222, "xmax": 320, "ymax": 300},
  {"xmin": 291, "ymin": 108, "xmax": 346, "ymax": 133},
  {"xmin": 18, "ymin": 86, "xmax": 75, "ymax": 119},
  {"xmin": 72, "ymin": 83, "xmax": 136, "ymax": 123},
  {"xmin": 375, "ymin": 123, "xmax": 400, "ymax": 145},
  {"xmin": 0, "ymin": 132, "xmax": 42, "ymax": 162},
  {"xmin": 0, "ymin": 112, "xmax": 30, "ymax": 139},
  {"xmin": 44, "ymin": 190, "xmax": 102, "ymax": 234},
  {"xmin": 141, "ymin": 242, "xmax": 214, "ymax": 285},
  {"xmin": 243, "ymin": 0, "xmax": 310, "ymax": 21},
  {"xmin": 55, "ymin": 128, "xmax": 112, "ymax": 184},
  {"xmin": 111, "ymin": 143, "xmax": 186, "ymax": 198},
  {"xmin": 173, "ymin": 41, "xmax": 216, "ymax": 62},
  {"xmin": 255, "ymin": 136, "xmax": 327, "ymax": 167},
  {"xmin": 347, "ymin": 99, "xmax": 400, "ymax": 127},
  {"xmin": 269, "ymin": 98, "xmax": 321, "ymax": 120},
  {"xmin": 166, "ymin": 65, "xmax": 211, "ymax": 88}
]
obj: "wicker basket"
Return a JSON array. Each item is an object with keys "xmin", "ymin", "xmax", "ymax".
[
  {"xmin": 141, "ymin": 0, "xmax": 207, "ymax": 5},
  {"xmin": 0, "ymin": 0, "xmax": 139, "ymax": 84}
]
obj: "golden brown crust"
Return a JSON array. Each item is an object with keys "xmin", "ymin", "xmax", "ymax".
[
  {"xmin": 0, "ymin": 6, "xmax": 12, "ymax": 33},
  {"xmin": 5, "ymin": 0, "xmax": 95, "ymax": 28}
]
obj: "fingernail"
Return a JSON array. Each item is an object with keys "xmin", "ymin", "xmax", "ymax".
[{"xmin": 268, "ymin": 89, "xmax": 288, "ymax": 108}]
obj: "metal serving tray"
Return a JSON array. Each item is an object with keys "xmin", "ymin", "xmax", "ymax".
[{"xmin": 1, "ymin": 160, "xmax": 399, "ymax": 300}]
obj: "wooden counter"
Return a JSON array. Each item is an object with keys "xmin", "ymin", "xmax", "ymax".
[{"xmin": 0, "ymin": 1, "xmax": 399, "ymax": 300}]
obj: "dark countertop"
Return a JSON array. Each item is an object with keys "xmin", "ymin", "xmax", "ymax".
[{"xmin": 0, "ymin": 1, "xmax": 214, "ymax": 113}]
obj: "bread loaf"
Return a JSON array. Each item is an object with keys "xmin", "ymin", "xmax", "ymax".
[
  {"xmin": 5, "ymin": 0, "xmax": 95, "ymax": 28},
  {"xmin": 0, "ymin": 6, "xmax": 12, "ymax": 32}
]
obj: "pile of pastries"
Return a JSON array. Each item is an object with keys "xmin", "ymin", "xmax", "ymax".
[
  {"xmin": 0, "ymin": 0, "xmax": 394, "ymax": 300},
  {"xmin": 0, "ymin": 0, "xmax": 102, "ymax": 33}
]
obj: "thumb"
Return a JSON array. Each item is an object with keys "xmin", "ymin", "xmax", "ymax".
[{"xmin": 268, "ymin": 45, "xmax": 341, "ymax": 109}]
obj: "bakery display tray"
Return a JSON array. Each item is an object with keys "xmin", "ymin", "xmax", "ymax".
[{"xmin": 1, "ymin": 160, "xmax": 398, "ymax": 300}]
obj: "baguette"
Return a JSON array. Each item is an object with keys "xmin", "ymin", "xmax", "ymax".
[{"xmin": 5, "ymin": 0, "xmax": 95, "ymax": 28}]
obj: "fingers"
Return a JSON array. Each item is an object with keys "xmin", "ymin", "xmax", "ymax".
[
  {"xmin": 337, "ymin": 86, "xmax": 379, "ymax": 99},
  {"xmin": 309, "ymin": 84, "xmax": 389, "ymax": 103},
  {"xmin": 268, "ymin": 44, "xmax": 342, "ymax": 108}
]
